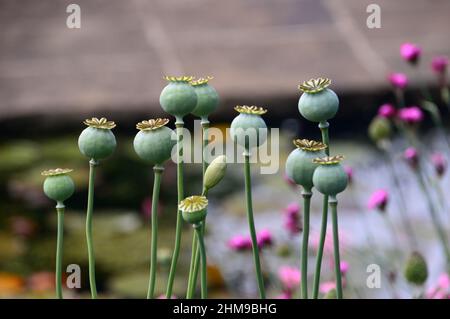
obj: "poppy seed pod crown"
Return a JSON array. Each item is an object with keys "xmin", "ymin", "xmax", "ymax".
[
  {"xmin": 179, "ymin": 195, "xmax": 208, "ymax": 224},
  {"xmin": 298, "ymin": 78, "xmax": 339, "ymax": 123}
]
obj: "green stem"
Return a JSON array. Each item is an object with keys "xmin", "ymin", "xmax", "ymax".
[
  {"xmin": 301, "ymin": 189, "xmax": 312, "ymax": 299},
  {"xmin": 147, "ymin": 165, "xmax": 163, "ymax": 299},
  {"xmin": 415, "ymin": 169, "xmax": 450, "ymax": 267},
  {"xmin": 195, "ymin": 223, "xmax": 207, "ymax": 299},
  {"xmin": 330, "ymin": 196, "xmax": 343, "ymax": 299},
  {"xmin": 56, "ymin": 203, "xmax": 65, "ymax": 299},
  {"xmin": 244, "ymin": 150, "xmax": 266, "ymax": 299},
  {"xmin": 86, "ymin": 159, "xmax": 98, "ymax": 299},
  {"xmin": 312, "ymin": 121, "xmax": 330, "ymax": 299},
  {"xmin": 166, "ymin": 120, "xmax": 185, "ymax": 298},
  {"xmin": 187, "ymin": 120, "xmax": 209, "ymax": 298}
]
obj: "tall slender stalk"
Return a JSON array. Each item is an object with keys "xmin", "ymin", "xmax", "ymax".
[
  {"xmin": 244, "ymin": 150, "xmax": 266, "ymax": 299},
  {"xmin": 195, "ymin": 223, "xmax": 207, "ymax": 299},
  {"xmin": 187, "ymin": 120, "xmax": 209, "ymax": 298},
  {"xmin": 147, "ymin": 165, "xmax": 163, "ymax": 299},
  {"xmin": 86, "ymin": 159, "xmax": 98, "ymax": 299},
  {"xmin": 312, "ymin": 121, "xmax": 330, "ymax": 299},
  {"xmin": 56, "ymin": 203, "xmax": 65, "ymax": 299},
  {"xmin": 329, "ymin": 196, "xmax": 343, "ymax": 299},
  {"xmin": 301, "ymin": 189, "xmax": 312, "ymax": 299},
  {"xmin": 166, "ymin": 120, "xmax": 185, "ymax": 298}
]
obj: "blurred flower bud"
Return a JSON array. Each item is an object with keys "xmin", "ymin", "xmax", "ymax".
[
  {"xmin": 367, "ymin": 189, "xmax": 389, "ymax": 211},
  {"xmin": 404, "ymin": 252, "xmax": 428, "ymax": 286},
  {"xmin": 257, "ymin": 229, "xmax": 273, "ymax": 249},
  {"xmin": 388, "ymin": 73, "xmax": 408, "ymax": 89},
  {"xmin": 400, "ymin": 43, "xmax": 421, "ymax": 65},
  {"xmin": 404, "ymin": 147, "xmax": 419, "ymax": 170},
  {"xmin": 344, "ymin": 166, "xmax": 353, "ymax": 185},
  {"xmin": 398, "ymin": 106, "xmax": 424, "ymax": 125},
  {"xmin": 431, "ymin": 152, "xmax": 446, "ymax": 177},
  {"xmin": 431, "ymin": 56, "xmax": 448, "ymax": 74},
  {"xmin": 368, "ymin": 116, "xmax": 392, "ymax": 143},
  {"xmin": 378, "ymin": 103, "xmax": 396, "ymax": 119},
  {"xmin": 227, "ymin": 235, "xmax": 252, "ymax": 251}
]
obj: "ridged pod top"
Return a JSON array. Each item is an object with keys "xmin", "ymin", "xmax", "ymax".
[
  {"xmin": 163, "ymin": 75, "xmax": 194, "ymax": 83},
  {"xmin": 298, "ymin": 78, "xmax": 331, "ymax": 94},
  {"xmin": 313, "ymin": 155, "xmax": 345, "ymax": 165},
  {"xmin": 293, "ymin": 139, "xmax": 327, "ymax": 152},
  {"xmin": 136, "ymin": 118, "xmax": 170, "ymax": 131},
  {"xmin": 83, "ymin": 117, "xmax": 116, "ymax": 129},
  {"xmin": 179, "ymin": 195, "xmax": 208, "ymax": 213},
  {"xmin": 234, "ymin": 105, "xmax": 267, "ymax": 115},
  {"xmin": 190, "ymin": 76, "xmax": 213, "ymax": 86},
  {"xmin": 41, "ymin": 168, "xmax": 73, "ymax": 176}
]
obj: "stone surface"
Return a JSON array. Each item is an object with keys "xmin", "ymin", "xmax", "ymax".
[{"xmin": 0, "ymin": 0, "xmax": 449, "ymax": 120}]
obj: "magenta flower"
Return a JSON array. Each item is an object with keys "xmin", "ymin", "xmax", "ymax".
[
  {"xmin": 431, "ymin": 56, "xmax": 449, "ymax": 74},
  {"xmin": 340, "ymin": 261, "xmax": 349, "ymax": 275},
  {"xmin": 344, "ymin": 166, "xmax": 353, "ymax": 185},
  {"xmin": 275, "ymin": 292, "xmax": 292, "ymax": 299},
  {"xmin": 278, "ymin": 266, "xmax": 301, "ymax": 292},
  {"xmin": 388, "ymin": 73, "xmax": 408, "ymax": 89},
  {"xmin": 398, "ymin": 106, "xmax": 423, "ymax": 124},
  {"xmin": 319, "ymin": 281, "xmax": 336, "ymax": 294},
  {"xmin": 404, "ymin": 147, "xmax": 419, "ymax": 169},
  {"xmin": 400, "ymin": 43, "xmax": 421, "ymax": 64},
  {"xmin": 367, "ymin": 189, "xmax": 389, "ymax": 211},
  {"xmin": 227, "ymin": 235, "xmax": 252, "ymax": 251},
  {"xmin": 378, "ymin": 103, "xmax": 396, "ymax": 118},
  {"xmin": 257, "ymin": 229, "xmax": 273, "ymax": 248},
  {"xmin": 426, "ymin": 273, "xmax": 450, "ymax": 299},
  {"xmin": 283, "ymin": 202, "xmax": 301, "ymax": 235},
  {"xmin": 431, "ymin": 153, "xmax": 447, "ymax": 177}
]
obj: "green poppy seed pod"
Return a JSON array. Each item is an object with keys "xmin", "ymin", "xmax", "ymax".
[
  {"xmin": 285, "ymin": 139, "xmax": 327, "ymax": 191},
  {"xmin": 42, "ymin": 168, "xmax": 75, "ymax": 203},
  {"xmin": 230, "ymin": 105, "xmax": 268, "ymax": 149},
  {"xmin": 190, "ymin": 77, "xmax": 219, "ymax": 118},
  {"xmin": 312, "ymin": 156, "xmax": 348, "ymax": 196},
  {"xmin": 179, "ymin": 195, "xmax": 208, "ymax": 225},
  {"xmin": 78, "ymin": 117, "xmax": 117, "ymax": 160},
  {"xmin": 203, "ymin": 155, "xmax": 227, "ymax": 192},
  {"xmin": 298, "ymin": 78, "xmax": 339, "ymax": 123},
  {"xmin": 133, "ymin": 118, "xmax": 176, "ymax": 165},
  {"xmin": 368, "ymin": 116, "xmax": 392, "ymax": 143},
  {"xmin": 160, "ymin": 76, "xmax": 198, "ymax": 119},
  {"xmin": 404, "ymin": 252, "xmax": 428, "ymax": 286}
]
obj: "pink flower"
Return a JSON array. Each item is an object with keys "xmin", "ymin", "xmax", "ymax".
[
  {"xmin": 275, "ymin": 292, "xmax": 292, "ymax": 299},
  {"xmin": 319, "ymin": 281, "xmax": 336, "ymax": 294},
  {"xmin": 404, "ymin": 147, "xmax": 419, "ymax": 169},
  {"xmin": 431, "ymin": 153, "xmax": 447, "ymax": 177},
  {"xmin": 388, "ymin": 73, "xmax": 408, "ymax": 89},
  {"xmin": 398, "ymin": 106, "xmax": 423, "ymax": 124},
  {"xmin": 367, "ymin": 189, "xmax": 389, "ymax": 211},
  {"xmin": 340, "ymin": 261, "xmax": 349, "ymax": 275},
  {"xmin": 426, "ymin": 273, "xmax": 450, "ymax": 299},
  {"xmin": 344, "ymin": 166, "xmax": 353, "ymax": 185},
  {"xmin": 283, "ymin": 203, "xmax": 301, "ymax": 235},
  {"xmin": 378, "ymin": 103, "xmax": 396, "ymax": 118},
  {"xmin": 257, "ymin": 229, "xmax": 273, "ymax": 248},
  {"xmin": 157, "ymin": 294, "xmax": 177, "ymax": 299},
  {"xmin": 431, "ymin": 56, "xmax": 448, "ymax": 74},
  {"xmin": 311, "ymin": 228, "xmax": 348, "ymax": 256},
  {"xmin": 278, "ymin": 266, "xmax": 301, "ymax": 291},
  {"xmin": 227, "ymin": 235, "xmax": 252, "ymax": 251},
  {"xmin": 400, "ymin": 43, "xmax": 421, "ymax": 64}
]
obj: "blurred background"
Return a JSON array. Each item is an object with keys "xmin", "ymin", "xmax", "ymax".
[{"xmin": 0, "ymin": 0, "xmax": 450, "ymax": 298}]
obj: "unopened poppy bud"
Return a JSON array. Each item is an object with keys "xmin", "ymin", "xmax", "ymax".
[
  {"xmin": 404, "ymin": 252, "xmax": 428, "ymax": 286},
  {"xmin": 368, "ymin": 116, "xmax": 391, "ymax": 143},
  {"xmin": 203, "ymin": 155, "xmax": 227, "ymax": 192}
]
